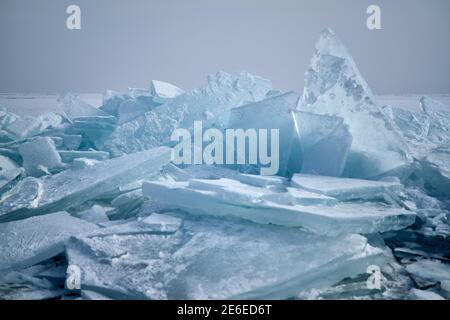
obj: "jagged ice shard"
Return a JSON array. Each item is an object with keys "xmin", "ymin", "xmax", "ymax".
[
  {"xmin": 99, "ymin": 71, "xmax": 272, "ymax": 156},
  {"xmin": 298, "ymin": 29, "xmax": 411, "ymax": 179},
  {"xmin": 227, "ymin": 92, "xmax": 299, "ymax": 176},
  {"xmin": 292, "ymin": 111, "xmax": 352, "ymax": 177},
  {"xmin": 0, "ymin": 147, "xmax": 171, "ymax": 222}
]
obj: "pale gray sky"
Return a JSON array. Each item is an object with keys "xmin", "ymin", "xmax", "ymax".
[{"xmin": 0, "ymin": 0, "xmax": 449, "ymax": 94}]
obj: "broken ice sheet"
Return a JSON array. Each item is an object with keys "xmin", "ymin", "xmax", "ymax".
[
  {"xmin": 384, "ymin": 105, "xmax": 429, "ymax": 144},
  {"xmin": 227, "ymin": 92, "xmax": 300, "ymax": 176},
  {"xmin": 0, "ymin": 211, "xmax": 98, "ymax": 272},
  {"xmin": 0, "ymin": 271, "xmax": 64, "ymax": 300},
  {"xmin": 116, "ymin": 98, "xmax": 160, "ymax": 124},
  {"xmin": 18, "ymin": 137, "xmax": 63, "ymax": 177},
  {"xmin": 150, "ymin": 80, "xmax": 185, "ymax": 103},
  {"xmin": 407, "ymin": 288, "xmax": 445, "ymax": 300},
  {"xmin": 0, "ymin": 107, "xmax": 18, "ymax": 128},
  {"xmin": 140, "ymin": 213, "xmax": 182, "ymax": 233},
  {"xmin": 66, "ymin": 214, "xmax": 387, "ymax": 300},
  {"xmin": 99, "ymin": 71, "xmax": 272, "ymax": 156},
  {"xmin": 58, "ymin": 150, "xmax": 110, "ymax": 163},
  {"xmin": 0, "ymin": 254, "xmax": 67, "ymax": 300},
  {"xmin": 419, "ymin": 147, "xmax": 450, "ymax": 197},
  {"xmin": 291, "ymin": 111, "xmax": 352, "ymax": 177},
  {"xmin": 406, "ymin": 260, "xmax": 450, "ymax": 287},
  {"xmin": 181, "ymin": 165, "xmax": 287, "ymax": 190},
  {"xmin": 298, "ymin": 29, "xmax": 411, "ymax": 179},
  {"xmin": 0, "ymin": 147, "xmax": 171, "ymax": 222},
  {"xmin": 90, "ymin": 213, "xmax": 183, "ymax": 237},
  {"xmin": 4, "ymin": 116, "xmax": 46, "ymax": 141},
  {"xmin": 143, "ymin": 177, "xmax": 415, "ymax": 236},
  {"xmin": 58, "ymin": 93, "xmax": 108, "ymax": 121},
  {"xmin": 291, "ymin": 174, "xmax": 403, "ymax": 201},
  {"xmin": 72, "ymin": 204, "xmax": 110, "ymax": 224},
  {"xmin": 60, "ymin": 134, "xmax": 82, "ymax": 150},
  {"xmin": 70, "ymin": 115, "xmax": 117, "ymax": 144},
  {"xmin": 420, "ymin": 96, "xmax": 450, "ymax": 145},
  {"xmin": 109, "ymin": 189, "xmax": 145, "ymax": 220},
  {"xmin": 0, "ymin": 156, "xmax": 23, "ymax": 194}
]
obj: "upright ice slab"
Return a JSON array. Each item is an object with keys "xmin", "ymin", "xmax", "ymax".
[
  {"xmin": 0, "ymin": 147, "xmax": 171, "ymax": 222},
  {"xmin": 19, "ymin": 137, "xmax": 63, "ymax": 177},
  {"xmin": 66, "ymin": 214, "xmax": 387, "ymax": 299},
  {"xmin": 0, "ymin": 155, "xmax": 23, "ymax": 194},
  {"xmin": 0, "ymin": 212, "xmax": 98, "ymax": 272},
  {"xmin": 99, "ymin": 71, "xmax": 272, "ymax": 156},
  {"xmin": 227, "ymin": 92, "xmax": 299, "ymax": 176},
  {"xmin": 420, "ymin": 148, "xmax": 450, "ymax": 197},
  {"xmin": 420, "ymin": 96, "xmax": 450, "ymax": 145},
  {"xmin": 292, "ymin": 111, "xmax": 352, "ymax": 177},
  {"xmin": 299, "ymin": 29, "xmax": 410, "ymax": 179}
]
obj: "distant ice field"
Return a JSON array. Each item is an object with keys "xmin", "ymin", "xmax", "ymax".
[
  {"xmin": 1, "ymin": 93, "xmax": 448, "ymax": 117},
  {"xmin": 0, "ymin": 93, "xmax": 102, "ymax": 116}
]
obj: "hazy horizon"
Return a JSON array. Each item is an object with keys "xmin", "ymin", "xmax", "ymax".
[{"xmin": 1, "ymin": 0, "xmax": 449, "ymax": 94}]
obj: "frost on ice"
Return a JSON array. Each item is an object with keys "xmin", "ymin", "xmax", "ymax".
[{"xmin": 0, "ymin": 29, "xmax": 449, "ymax": 300}]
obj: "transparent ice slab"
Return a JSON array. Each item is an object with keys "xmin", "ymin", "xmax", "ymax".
[
  {"xmin": 58, "ymin": 93, "xmax": 108, "ymax": 121},
  {"xmin": 292, "ymin": 111, "xmax": 352, "ymax": 177},
  {"xmin": 143, "ymin": 178, "xmax": 415, "ymax": 235},
  {"xmin": 291, "ymin": 174, "xmax": 404, "ymax": 201},
  {"xmin": 227, "ymin": 92, "xmax": 299, "ymax": 176},
  {"xmin": 0, "ymin": 147, "xmax": 171, "ymax": 222},
  {"xmin": 18, "ymin": 137, "xmax": 62, "ymax": 177},
  {"xmin": 0, "ymin": 211, "xmax": 98, "ymax": 272},
  {"xmin": 65, "ymin": 214, "xmax": 387, "ymax": 299},
  {"xmin": 100, "ymin": 71, "xmax": 272, "ymax": 156}
]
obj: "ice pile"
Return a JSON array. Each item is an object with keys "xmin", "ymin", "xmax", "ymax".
[{"xmin": 0, "ymin": 29, "xmax": 449, "ymax": 300}]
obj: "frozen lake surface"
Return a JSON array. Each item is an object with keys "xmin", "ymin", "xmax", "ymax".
[
  {"xmin": 0, "ymin": 93, "xmax": 103, "ymax": 116},
  {"xmin": 1, "ymin": 93, "xmax": 448, "ymax": 116}
]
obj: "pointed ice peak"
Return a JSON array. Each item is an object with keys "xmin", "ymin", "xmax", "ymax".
[
  {"xmin": 299, "ymin": 29, "xmax": 411, "ymax": 178},
  {"xmin": 315, "ymin": 28, "xmax": 349, "ymax": 59},
  {"xmin": 301, "ymin": 28, "xmax": 375, "ymax": 107}
]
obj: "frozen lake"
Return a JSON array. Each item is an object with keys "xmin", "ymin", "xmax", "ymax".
[
  {"xmin": 0, "ymin": 93, "xmax": 102, "ymax": 116},
  {"xmin": 1, "ymin": 93, "xmax": 449, "ymax": 117}
]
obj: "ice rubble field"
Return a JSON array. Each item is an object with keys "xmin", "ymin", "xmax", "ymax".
[{"xmin": 1, "ymin": 29, "xmax": 450, "ymax": 300}]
